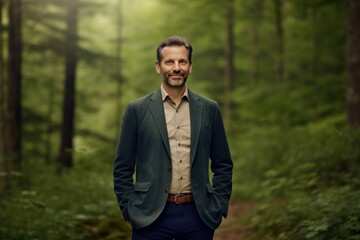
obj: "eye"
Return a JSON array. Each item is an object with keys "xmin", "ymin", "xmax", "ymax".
[
  {"xmin": 179, "ymin": 59, "xmax": 188, "ymax": 65},
  {"xmin": 164, "ymin": 60, "xmax": 174, "ymax": 65}
]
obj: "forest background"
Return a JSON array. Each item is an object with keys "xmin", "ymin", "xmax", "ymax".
[{"xmin": 1, "ymin": 0, "xmax": 360, "ymax": 239}]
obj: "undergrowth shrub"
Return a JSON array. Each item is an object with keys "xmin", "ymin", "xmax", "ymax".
[
  {"xmin": 0, "ymin": 151, "xmax": 131, "ymax": 240},
  {"xmin": 243, "ymin": 128, "xmax": 360, "ymax": 239},
  {"xmin": 246, "ymin": 188, "xmax": 360, "ymax": 240}
]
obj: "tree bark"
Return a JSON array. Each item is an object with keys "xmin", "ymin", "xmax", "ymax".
[
  {"xmin": 251, "ymin": 0, "xmax": 263, "ymax": 84},
  {"xmin": 346, "ymin": 0, "xmax": 360, "ymax": 127},
  {"xmin": 7, "ymin": 0, "xmax": 22, "ymax": 166},
  {"xmin": 58, "ymin": 0, "xmax": 78, "ymax": 168},
  {"xmin": 0, "ymin": 0, "xmax": 11, "ymax": 195},
  {"xmin": 273, "ymin": 0, "xmax": 284, "ymax": 85},
  {"xmin": 0, "ymin": 0, "xmax": 6, "ymax": 158}
]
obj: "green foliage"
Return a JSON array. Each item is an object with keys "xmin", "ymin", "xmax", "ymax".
[
  {"xmin": 76, "ymin": 216, "xmax": 131, "ymax": 240},
  {"xmin": 241, "ymin": 129, "xmax": 360, "ymax": 239},
  {"xmin": 259, "ymin": 128, "xmax": 360, "ymax": 198},
  {"xmin": 0, "ymin": 149, "xmax": 131, "ymax": 240},
  {"xmin": 246, "ymin": 188, "xmax": 360, "ymax": 240},
  {"xmin": 1, "ymin": 0, "xmax": 351, "ymax": 238}
]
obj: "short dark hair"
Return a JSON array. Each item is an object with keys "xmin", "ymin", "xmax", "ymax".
[{"xmin": 156, "ymin": 36, "xmax": 193, "ymax": 63}]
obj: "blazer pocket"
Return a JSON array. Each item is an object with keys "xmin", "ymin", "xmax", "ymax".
[
  {"xmin": 134, "ymin": 182, "xmax": 151, "ymax": 192},
  {"xmin": 205, "ymin": 184, "xmax": 223, "ymax": 225},
  {"xmin": 206, "ymin": 184, "xmax": 228, "ymax": 218}
]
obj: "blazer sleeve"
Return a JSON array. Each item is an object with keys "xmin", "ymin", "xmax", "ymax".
[
  {"xmin": 113, "ymin": 103, "xmax": 138, "ymax": 221},
  {"xmin": 210, "ymin": 104, "xmax": 233, "ymax": 218}
]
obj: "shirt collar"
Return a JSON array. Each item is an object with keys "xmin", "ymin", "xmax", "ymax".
[{"xmin": 160, "ymin": 84, "xmax": 189, "ymax": 102}]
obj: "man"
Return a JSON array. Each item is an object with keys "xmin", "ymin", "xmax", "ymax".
[{"xmin": 113, "ymin": 36, "xmax": 233, "ymax": 240}]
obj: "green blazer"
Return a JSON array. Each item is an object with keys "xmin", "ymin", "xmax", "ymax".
[{"xmin": 113, "ymin": 88, "xmax": 233, "ymax": 230}]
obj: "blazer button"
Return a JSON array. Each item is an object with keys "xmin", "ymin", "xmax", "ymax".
[
  {"xmin": 165, "ymin": 188, "xmax": 169, "ymax": 193},
  {"xmin": 167, "ymin": 165, "xmax": 172, "ymax": 171}
]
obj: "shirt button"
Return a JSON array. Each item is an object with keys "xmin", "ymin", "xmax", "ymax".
[
  {"xmin": 180, "ymin": 176, "xmax": 183, "ymax": 180},
  {"xmin": 180, "ymin": 160, "xmax": 183, "ymax": 163},
  {"xmin": 178, "ymin": 143, "xmax": 181, "ymax": 146},
  {"xmin": 177, "ymin": 126, "xmax": 180, "ymax": 129}
]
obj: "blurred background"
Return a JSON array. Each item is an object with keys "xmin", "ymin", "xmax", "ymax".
[{"xmin": 1, "ymin": 0, "xmax": 360, "ymax": 239}]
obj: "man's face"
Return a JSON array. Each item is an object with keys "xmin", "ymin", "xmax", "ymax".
[{"xmin": 156, "ymin": 46, "xmax": 192, "ymax": 88}]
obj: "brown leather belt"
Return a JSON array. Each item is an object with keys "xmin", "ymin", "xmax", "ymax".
[{"xmin": 167, "ymin": 193, "xmax": 194, "ymax": 204}]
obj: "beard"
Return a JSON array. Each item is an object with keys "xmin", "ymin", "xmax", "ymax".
[{"xmin": 163, "ymin": 74, "xmax": 188, "ymax": 88}]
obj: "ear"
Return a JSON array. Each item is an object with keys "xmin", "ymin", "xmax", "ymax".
[
  {"xmin": 189, "ymin": 63, "xmax": 193, "ymax": 74},
  {"xmin": 155, "ymin": 61, "xmax": 161, "ymax": 74}
]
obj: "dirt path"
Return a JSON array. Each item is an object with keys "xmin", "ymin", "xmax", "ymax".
[{"xmin": 214, "ymin": 201, "xmax": 255, "ymax": 240}]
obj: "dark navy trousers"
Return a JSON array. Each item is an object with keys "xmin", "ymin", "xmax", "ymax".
[{"xmin": 131, "ymin": 202, "xmax": 215, "ymax": 240}]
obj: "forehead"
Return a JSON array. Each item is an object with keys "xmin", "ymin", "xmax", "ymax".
[{"xmin": 160, "ymin": 46, "xmax": 189, "ymax": 60}]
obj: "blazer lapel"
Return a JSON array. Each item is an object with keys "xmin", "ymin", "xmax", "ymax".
[
  {"xmin": 148, "ymin": 89, "xmax": 171, "ymax": 159},
  {"xmin": 189, "ymin": 90, "xmax": 203, "ymax": 165}
]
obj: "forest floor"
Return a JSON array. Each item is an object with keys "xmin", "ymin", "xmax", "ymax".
[
  {"xmin": 214, "ymin": 201, "xmax": 256, "ymax": 240},
  {"xmin": 80, "ymin": 201, "xmax": 257, "ymax": 240}
]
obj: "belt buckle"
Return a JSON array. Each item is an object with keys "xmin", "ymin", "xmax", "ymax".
[{"xmin": 174, "ymin": 194, "xmax": 184, "ymax": 204}]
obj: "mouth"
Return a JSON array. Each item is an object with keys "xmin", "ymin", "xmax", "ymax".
[{"xmin": 170, "ymin": 75, "xmax": 183, "ymax": 79}]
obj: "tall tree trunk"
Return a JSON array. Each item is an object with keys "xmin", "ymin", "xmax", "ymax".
[
  {"xmin": 346, "ymin": 0, "xmax": 360, "ymax": 127},
  {"xmin": 251, "ymin": 0, "xmax": 263, "ymax": 84},
  {"xmin": 58, "ymin": 0, "xmax": 78, "ymax": 168},
  {"xmin": 273, "ymin": 0, "xmax": 284, "ymax": 85},
  {"xmin": 224, "ymin": 0, "xmax": 235, "ymax": 122},
  {"xmin": 311, "ymin": 5, "xmax": 319, "ymax": 80},
  {"xmin": 0, "ymin": 0, "xmax": 5, "ymax": 158},
  {"xmin": 7, "ymin": 0, "xmax": 22, "ymax": 167},
  {"xmin": 0, "ymin": 0, "xmax": 11, "ymax": 195}
]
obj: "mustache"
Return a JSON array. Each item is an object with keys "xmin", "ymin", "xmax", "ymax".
[{"xmin": 169, "ymin": 73, "xmax": 185, "ymax": 77}]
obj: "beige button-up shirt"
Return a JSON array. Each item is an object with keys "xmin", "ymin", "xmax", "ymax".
[{"xmin": 161, "ymin": 84, "xmax": 192, "ymax": 194}]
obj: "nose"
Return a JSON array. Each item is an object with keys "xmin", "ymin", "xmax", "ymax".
[{"xmin": 173, "ymin": 62, "xmax": 180, "ymax": 71}]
